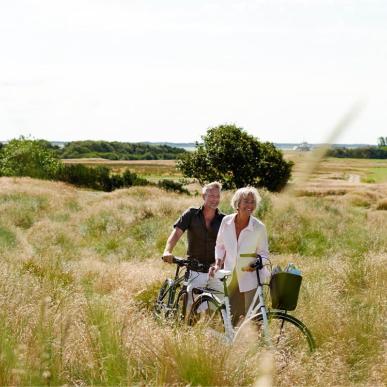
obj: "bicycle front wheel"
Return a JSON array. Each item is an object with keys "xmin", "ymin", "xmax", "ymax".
[
  {"xmin": 154, "ymin": 279, "xmax": 175, "ymax": 319},
  {"xmin": 188, "ymin": 295, "xmax": 225, "ymax": 333},
  {"xmin": 255, "ymin": 311, "xmax": 315, "ymax": 354},
  {"xmin": 175, "ymin": 290, "xmax": 188, "ymax": 322}
]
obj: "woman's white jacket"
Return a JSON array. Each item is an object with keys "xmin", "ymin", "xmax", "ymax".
[{"xmin": 215, "ymin": 213, "xmax": 270, "ymax": 292}]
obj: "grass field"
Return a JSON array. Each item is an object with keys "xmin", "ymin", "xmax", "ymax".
[
  {"xmin": 0, "ymin": 155, "xmax": 386, "ymax": 386},
  {"xmin": 362, "ymin": 166, "xmax": 387, "ymax": 183}
]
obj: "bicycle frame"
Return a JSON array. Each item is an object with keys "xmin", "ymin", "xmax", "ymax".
[
  {"xmin": 164, "ymin": 264, "xmax": 188, "ymax": 309},
  {"xmin": 199, "ymin": 255, "xmax": 272, "ymax": 344},
  {"xmin": 155, "ymin": 257, "xmax": 208, "ymax": 320},
  {"xmin": 235, "ymin": 270, "xmax": 271, "ymax": 345}
]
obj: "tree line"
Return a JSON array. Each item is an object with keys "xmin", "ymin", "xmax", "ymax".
[
  {"xmin": 327, "ymin": 138, "xmax": 387, "ymax": 159},
  {"xmin": 42, "ymin": 140, "xmax": 187, "ymax": 160}
]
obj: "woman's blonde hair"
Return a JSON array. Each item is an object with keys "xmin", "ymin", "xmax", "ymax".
[{"xmin": 231, "ymin": 186, "xmax": 261, "ymax": 210}]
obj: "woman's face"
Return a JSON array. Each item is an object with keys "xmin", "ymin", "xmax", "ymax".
[{"xmin": 238, "ymin": 194, "xmax": 256, "ymax": 217}]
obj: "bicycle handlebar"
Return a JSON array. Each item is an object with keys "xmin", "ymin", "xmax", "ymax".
[
  {"xmin": 162, "ymin": 256, "xmax": 210, "ymax": 272},
  {"xmin": 171, "ymin": 256, "xmax": 189, "ymax": 265},
  {"xmin": 239, "ymin": 253, "xmax": 264, "ymax": 268}
]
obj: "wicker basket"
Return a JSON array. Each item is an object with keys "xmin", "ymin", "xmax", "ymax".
[{"xmin": 270, "ymin": 272, "xmax": 302, "ymax": 311}]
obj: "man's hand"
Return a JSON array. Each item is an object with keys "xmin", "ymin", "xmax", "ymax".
[{"xmin": 162, "ymin": 252, "xmax": 174, "ymax": 264}]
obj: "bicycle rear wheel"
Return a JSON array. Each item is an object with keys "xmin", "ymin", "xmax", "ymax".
[
  {"xmin": 255, "ymin": 311, "xmax": 315, "ymax": 354},
  {"xmin": 188, "ymin": 295, "xmax": 225, "ymax": 333}
]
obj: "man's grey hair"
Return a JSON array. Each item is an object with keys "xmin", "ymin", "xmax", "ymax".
[
  {"xmin": 231, "ymin": 186, "xmax": 261, "ymax": 210},
  {"xmin": 202, "ymin": 181, "xmax": 222, "ymax": 195}
]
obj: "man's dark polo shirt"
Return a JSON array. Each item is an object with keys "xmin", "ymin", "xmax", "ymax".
[{"xmin": 174, "ymin": 206, "xmax": 225, "ymax": 266}]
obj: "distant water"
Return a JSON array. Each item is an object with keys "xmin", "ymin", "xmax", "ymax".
[
  {"xmin": 183, "ymin": 143, "xmax": 372, "ymax": 151},
  {"xmin": 0, "ymin": 141, "xmax": 373, "ymax": 150}
]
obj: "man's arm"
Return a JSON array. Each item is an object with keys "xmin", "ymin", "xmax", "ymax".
[
  {"xmin": 209, "ymin": 218, "xmax": 226, "ymax": 277},
  {"xmin": 162, "ymin": 227, "xmax": 184, "ymax": 263}
]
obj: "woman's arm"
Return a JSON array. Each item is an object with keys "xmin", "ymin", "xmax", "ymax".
[
  {"xmin": 256, "ymin": 224, "xmax": 270, "ymax": 282},
  {"xmin": 256, "ymin": 224, "xmax": 269, "ymax": 260}
]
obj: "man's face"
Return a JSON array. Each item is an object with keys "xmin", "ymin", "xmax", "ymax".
[{"xmin": 203, "ymin": 188, "xmax": 221, "ymax": 210}]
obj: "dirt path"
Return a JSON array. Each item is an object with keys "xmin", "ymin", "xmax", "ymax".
[{"xmin": 348, "ymin": 174, "xmax": 361, "ymax": 183}]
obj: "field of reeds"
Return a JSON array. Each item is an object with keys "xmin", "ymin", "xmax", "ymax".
[{"xmin": 0, "ymin": 155, "xmax": 386, "ymax": 386}]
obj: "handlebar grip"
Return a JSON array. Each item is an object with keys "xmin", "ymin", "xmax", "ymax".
[
  {"xmin": 161, "ymin": 255, "xmax": 182, "ymax": 264},
  {"xmin": 249, "ymin": 254, "xmax": 263, "ymax": 269},
  {"xmin": 172, "ymin": 256, "xmax": 185, "ymax": 264}
]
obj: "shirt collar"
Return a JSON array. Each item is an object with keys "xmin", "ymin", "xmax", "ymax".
[
  {"xmin": 226, "ymin": 213, "xmax": 254, "ymax": 230},
  {"xmin": 199, "ymin": 205, "xmax": 220, "ymax": 216}
]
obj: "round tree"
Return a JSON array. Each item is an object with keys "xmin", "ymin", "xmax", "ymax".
[{"xmin": 177, "ymin": 124, "xmax": 293, "ymax": 191}]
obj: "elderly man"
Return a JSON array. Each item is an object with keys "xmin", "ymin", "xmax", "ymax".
[{"xmin": 162, "ymin": 181, "xmax": 225, "ymax": 310}]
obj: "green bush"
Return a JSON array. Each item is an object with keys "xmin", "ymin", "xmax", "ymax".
[
  {"xmin": 122, "ymin": 169, "xmax": 149, "ymax": 187},
  {"xmin": 56, "ymin": 165, "xmax": 149, "ymax": 192},
  {"xmin": 157, "ymin": 179, "xmax": 189, "ymax": 194},
  {"xmin": 0, "ymin": 137, "xmax": 61, "ymax": 179}
]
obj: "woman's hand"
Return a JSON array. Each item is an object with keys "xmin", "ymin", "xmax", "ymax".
[
  {"xmin": 208, "ymin": 263, "xmax": 220, "ymax": 278},
  {"xmin": 208, "ymin": 265, "xmax": 218, "ymax": 278},
  {"xmin": 241, "ymin": 265, "xmax": 255, "ymax": 272}
]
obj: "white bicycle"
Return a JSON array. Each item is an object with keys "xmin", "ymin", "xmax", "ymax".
[{"xmin": 188, "ymin": 254, "xmax": 315, "ymax": 354}]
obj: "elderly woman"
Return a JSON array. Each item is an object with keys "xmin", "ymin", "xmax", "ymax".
[{"xmin": 209, "ymin": 186, "xmax": 270, "ymax": 325}]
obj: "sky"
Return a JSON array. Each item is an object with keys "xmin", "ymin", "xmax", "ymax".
[{"xmin": 1, "ymin": 0, "xmax": 386, "ymax": 145}]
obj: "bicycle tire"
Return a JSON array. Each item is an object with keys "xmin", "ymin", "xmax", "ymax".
[
  {"xmin": 188, "ymin": 295, "xmax": 225, "ymax": 333},
  {"xmin": 254, "ymin": 311, "xmax": 315, "ymax": 353},
  {"xmin": 154, "ymin": 279, "xmax": 175, "ymax": 319},
  {"xmin": 175, "ymin": 290, "xmax": 188, "ymax": 322}
]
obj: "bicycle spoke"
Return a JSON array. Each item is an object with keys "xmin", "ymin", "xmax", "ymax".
[{"xmin": 253, "ymin": 312, "xmax": 315, "ymax": 358}]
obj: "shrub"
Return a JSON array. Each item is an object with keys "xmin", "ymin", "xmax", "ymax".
[
  {"xmin": 57, "ymin": 165, "xmax": 149, "ymax": 191},
  {"xmin": 0, "ymin": 137, "xmax": 61, "ymax": 179},
  {"xmin": 122, "ymin": 169, "xmax": 149, "ymax": 187},
  {"xmin": 56, "ymin": 164, "xmax": 109, "ymax": 190},
  {"xmin": 157, "ymin": 179, "xmax": 189, "ymax": 194}
]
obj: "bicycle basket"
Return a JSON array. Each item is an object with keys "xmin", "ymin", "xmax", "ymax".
[{"xmin": 269, "ymin": 272, "xmax": 302, "ymax": 311}]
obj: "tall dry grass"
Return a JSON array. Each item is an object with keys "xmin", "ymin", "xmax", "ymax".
[{"xmin": 0, "ymin": 176, "xmax": 386, "ymax": 386}]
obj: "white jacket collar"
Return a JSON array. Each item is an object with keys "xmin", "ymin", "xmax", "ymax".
[{"xmin": 226, "ymin": 213, "xmax": 254, "ymax": 231}]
